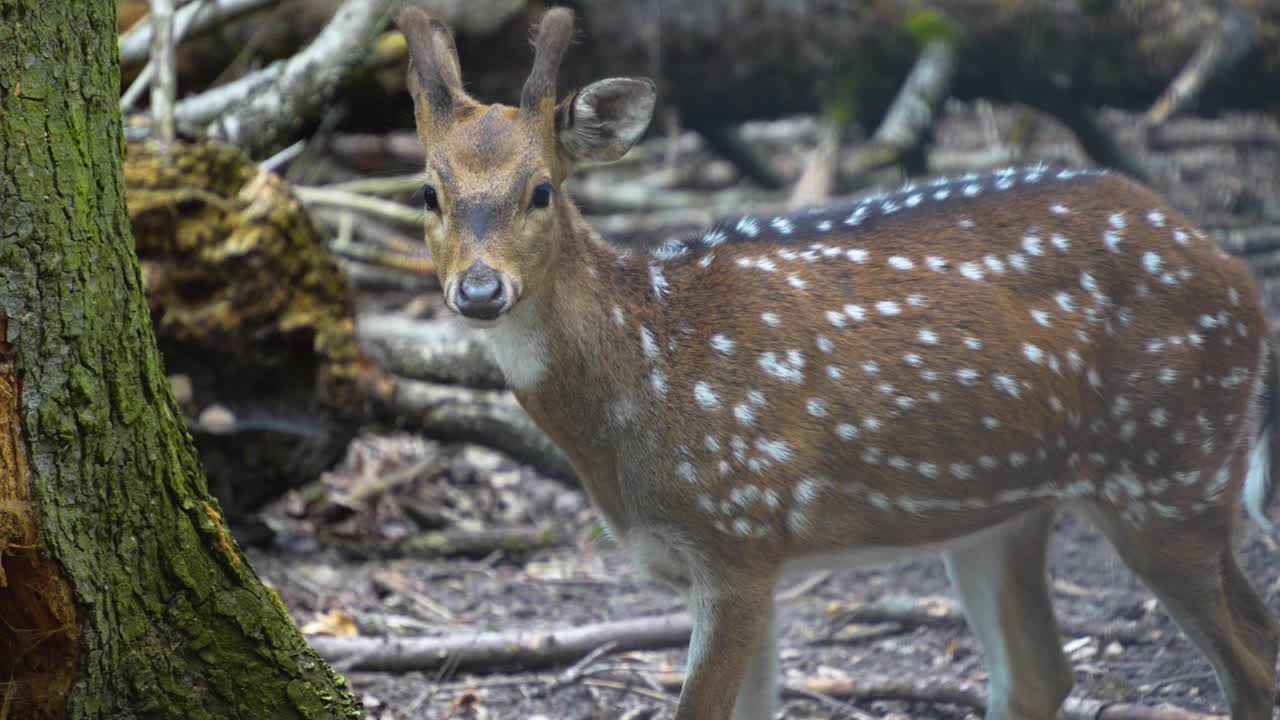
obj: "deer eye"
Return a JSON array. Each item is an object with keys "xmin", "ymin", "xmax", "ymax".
[
  {"xmin": 423, "ymin": 185, "xmax": 440, "ymax": 214},
  {"xmin": 529, "ymin": 182, "xmax": 553, "ymax": 210}
]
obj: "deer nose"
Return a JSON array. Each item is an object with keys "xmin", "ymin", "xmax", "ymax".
[{"xmin": 454, "ymin": 262, "xmax": 508, "ymax": 320}]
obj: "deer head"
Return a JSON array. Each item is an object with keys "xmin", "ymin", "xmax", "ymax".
[{"xmin": 398, "ymin": 3, "xmax": 656, "ymax": 324}]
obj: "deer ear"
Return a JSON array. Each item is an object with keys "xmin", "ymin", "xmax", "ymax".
[
  {"xmin": 556, "ymin": 78, "xmax": 656, "ymax": 163},
  {"xmin": 398, "ymin": 4, "xmax": 465, "ymax": 124}
]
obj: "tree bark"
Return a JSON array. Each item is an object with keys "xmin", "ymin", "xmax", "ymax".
[{"xmin": 0, "ymin": 1, "xmax": 362, "ymax": 717}]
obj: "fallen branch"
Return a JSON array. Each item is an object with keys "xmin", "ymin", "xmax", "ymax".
[
  {"xmin": 173, "ymin": 0, "xmax": 395, "ymax": 156},
  {"xmin": 357, "ymin": 314, "xmax": 506, "ymax": 390},
  {"xmin": 308, "ymin": 613, "xmax": 692, "ymax": 673},
  {"xmin": 396, "ymin": 525, "xmax": 567, "ymax": 559},
  {"xmin": 330, "ymin": 239, "xmax": 435, "ymax": 277},
  {"xmin": 824, "ymin": 595, "xmax": 1164, "ymax": 645},
  {"xmin": 297, "ymin": 186, "xmax": 425, "ymax": 230},
  {"xmin": 311, "ymin": 593, "xmax": 1165, "ymax": 676},
  {"xmin": 373, "ymin": 378, "xmax": 575, "ymax": 482}
]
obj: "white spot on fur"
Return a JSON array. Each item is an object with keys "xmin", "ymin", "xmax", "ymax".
[
  {"xmin": 889, "ymin": 256, "xmax": 914, "ymax": 270},
  {"xmin": 759, "ymin": 350, "xmax": 805, "ymax": 384},
  {"xmin": 650, "ymin": 369, "xmax": 667, "ymax": 397},
  {"xmin": 762, "ymin": 312, "xmax": 782, "ymax": 327},
  {"xmin": 1104, "ymin": 230, "xmax": 1123, "ymax": 253},
  {"xmin": 711, "ymin": 334, "xmax": 735, "ymax": 355},
  {"xmin": 640, "ymin": 327, "xmax": 659, "ymax": 358},
  {"xmin": 694, "ymin": 382, "xmax": 720, "ymax": 410},
  {"xmin": 959, "ymin": 262, "xmax": 984, "ymax": 281},
  {"xmin": 917, "ymin": 328, "xmax": 939, "ymax": 345},
  {"xmin": 677, "ymin": 462, "xmax": 697, "ymax": 483},
  {"xmin": 992, "ymin": 373, "xmax": 1020, "ymax": 397},
  {"xmin": 876, "ymin": 301, "xmax": 901, "ymax": 316}
]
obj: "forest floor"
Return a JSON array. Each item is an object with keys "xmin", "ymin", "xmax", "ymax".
[{"xmin": 248, "ymin": 100, "xmax": 1280, "ymax": 720}]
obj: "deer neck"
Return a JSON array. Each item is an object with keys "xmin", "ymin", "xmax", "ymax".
[{"xmin": 485, "ymin": 203, "xmax": 659, "ymax": 522}]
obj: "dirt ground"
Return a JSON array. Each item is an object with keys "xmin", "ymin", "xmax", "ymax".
[{"xmin": 248, "ymin": 101, "xmax": 1280, "ymax": 720}]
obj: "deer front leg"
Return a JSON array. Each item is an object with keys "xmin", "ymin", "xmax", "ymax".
[
  {"xmin": 676, "ymin": 569, "xmax": 780, "ymax": 720},
  {"xmin": 732, "ymin": 603, "xmax": 780, "ymax": 720},
  {"xmin": 943, "ymin": 509, "xmax": 1073, "ymax": 720}
]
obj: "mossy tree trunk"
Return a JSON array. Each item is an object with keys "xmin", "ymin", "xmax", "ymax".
[{"xmin": 0, "ymin": 1, "xmax": 363, "ymax": 718}]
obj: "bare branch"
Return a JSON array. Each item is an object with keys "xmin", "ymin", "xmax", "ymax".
[
  {"xmin": 173, "ymin": 0, "xmax": 396, "ymax": 156},
  {"xmin": 297, "ymin": 186, "xmax": 425, "ymax": 230},
  {"xmin": 841, "ymin": 39, "xmax": 956, "ymax": 182},
  {"xmin": 1147, "ymin": 8, "xmax": 1259, "ymax": 125},
  {"xmin": 120, "ymin": 0, "xmax": 280, "ymax": 69},
  {"xmin": 148, "ymin": 0, "xmax": 177, "ymax": 158}
]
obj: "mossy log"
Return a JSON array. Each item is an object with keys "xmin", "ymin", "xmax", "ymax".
[{"xmin": 125, "ymin": 139, "xmax": 382, "ymax": 516}]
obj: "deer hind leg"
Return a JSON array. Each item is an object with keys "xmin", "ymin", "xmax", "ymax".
[
  {"xmin": 1091, "ymin": 505, "xmax": 1278, "ymax": 720},
  {"xmin": 943, "ymin": 508, "xmax": 1073, "ymax": 720}
]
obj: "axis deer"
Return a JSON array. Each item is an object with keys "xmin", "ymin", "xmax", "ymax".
[{"xmin": 396, "ymin": 5, "xmax": 1279, "ymax": 718}]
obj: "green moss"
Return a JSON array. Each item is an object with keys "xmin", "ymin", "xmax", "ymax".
[{"xmin": 902, "ymin": 8, "xmax": 957, "ymax": 46}]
